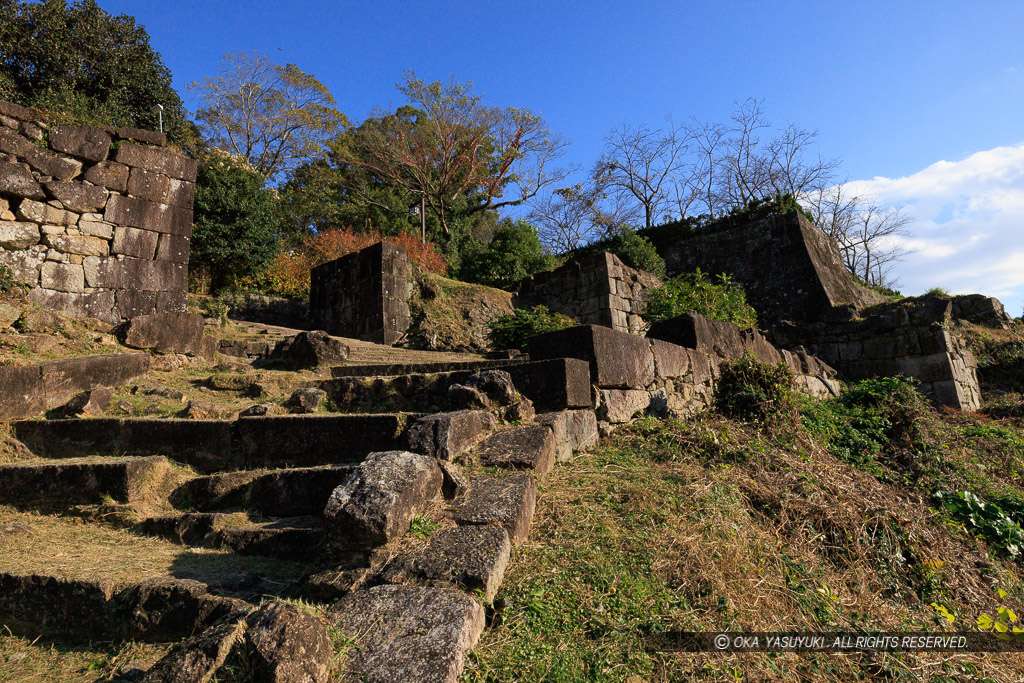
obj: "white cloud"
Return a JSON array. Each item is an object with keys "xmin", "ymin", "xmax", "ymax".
[{"xmin": 847, "ymin": 144, "xmax": 1024, "ymax": 317}]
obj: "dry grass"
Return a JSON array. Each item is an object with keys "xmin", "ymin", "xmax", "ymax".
[
  {"xmin": 0, "ymin": 506, "xmax": 308, "ymax": 594},
  {"xmin": 465, "ymin": 414, "xmax": 1024, "ymax": 682},
  {"xmin": 0, "ymin": 632, "xmax": 168, "ymax": 683}
]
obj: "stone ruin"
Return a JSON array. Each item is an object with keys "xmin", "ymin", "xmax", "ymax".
[{"xmin": 0, "ymin": 99, "xmax": 194, "ymax": 323}]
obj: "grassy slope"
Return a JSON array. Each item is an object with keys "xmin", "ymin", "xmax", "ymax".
[{"xmin": 466, "ymin": 385, "xmax": 1024, "ymax": 682}]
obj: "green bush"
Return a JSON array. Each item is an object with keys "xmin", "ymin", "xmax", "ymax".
[
  {"xmin": 925, "ymin": 287, "xmax": 952, "ymax": 297},
  {"xmin": 608, "ymin": 228, "xmax": 665, "ymax": 278},
  {"xmin": 488, "ymin": 305, "xmax": 576, "ymax": 351},
  {"xmin": 933, "ymin": 490, "xmax": 1024, "ymax": 562},
  {"xmin": 800, "ymin": 376, "xmax": 930, "ymax": 472},
  {"xmin": 714, "ymin": 353, "xmax": 794, "ymax": 426},
  {"xmin": 458, "ymin": 219, "xmax": 555, "ymax": 291},
  {"xmin": 0, "ymin": 265, "xmax": 16, "ymax": 294},
  {"xmin": 644, "ymin": 268, "xmax": 758, "ymax": 329}
]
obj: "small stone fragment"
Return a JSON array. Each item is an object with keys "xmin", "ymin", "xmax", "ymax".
[{"xmin": 284, "ymin": 387, "xmax": 326, "ymax": 414}]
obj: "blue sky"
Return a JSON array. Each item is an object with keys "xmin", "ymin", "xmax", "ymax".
[{"xmin": 101, "ymin": 0, "xmax": 1024, "ymax": 312}]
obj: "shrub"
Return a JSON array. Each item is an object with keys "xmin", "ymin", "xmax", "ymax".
[
  {"xmin": 264, "ymin": 228, "xmax": 447, "ymax": 300},
  {"xmin": 609, "ymin": 228, "xmax": 665, "ymax": 278},
  {"xmin": 714, "ymin": 353, "xmax": 794, "ymax": 426},
  {"xmin": 925, "ymin": 287, "xmax": 952, "ymax": 297},
  {"xmin": 488, "ymin": 305, "xmax": 576, "ymax": 351},
  {"xmin": 933, "ymin": 490, "xmax": 1024, "ymax": 562},
  {"xmin": 0, "ymin": 265, "xmax": 15, "ymax": 294},
  {"xmin": 644, "ymin": 268, "xmax": 758, "ymax": 329},
  {"xmin": 800, "ymin": 376, "xmax": 930, "ymax": 472},
  {"xmin": 458, "ymin": 219, "xmax": 555, "ymax": 290}
]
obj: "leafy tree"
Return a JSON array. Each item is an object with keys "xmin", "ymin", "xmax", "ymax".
[
  {"xmin": 190, "ymin": 51, "xmax": 347, "ymax": 183},
  {"xmin": 0, "ymin": 0, "xmax": 192, "ymax": 143},
  {"xmin": 608, "ymin": 228, "xmax": 665, "ymax": 278},
  {"xmin": 191, "ymin": 151, "xmax": 280, "ymax": 293},
  {"xmin": 458, "ymin": 219, "xmax": 555, "ymax": 290},
  {"xmin": 334, "ymin": 72, "xmax": 571, "ymax": 251}
]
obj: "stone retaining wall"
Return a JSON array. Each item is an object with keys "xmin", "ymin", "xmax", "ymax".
[
  {"xmin": 0, "ymin": 100, "xmax": 194, "ymax": 323},
  {"xmin": 515, "ymin": 251, "xmax": 662, "ymax": 332},
  {"xmin": 771, "ymin": 296, "xmax": 982, "ymax": 411},
  {"xmin": 646, "ymin": 211, "xmax": 885, "ymax": 327}
]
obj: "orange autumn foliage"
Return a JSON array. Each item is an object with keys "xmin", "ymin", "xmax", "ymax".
[{"xmin": 265, "ymin": 228, "xmax": 447, "ymax": 299}]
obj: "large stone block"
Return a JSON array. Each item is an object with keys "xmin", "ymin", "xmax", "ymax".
[
  {"xmin": 26, "ymin": 287, "xmax": 117, "ymax": 322},
  {"xmin": 322, "ymin": 450, "xmax": 443, "ymax": 547},
  {"xmin": 243, "ymin": 601, "xmax": 333, "ymax": 683},
  {"xmin": 0, "ymin": 365, "xmax": 44, "ymax": 420},
  {"xmin": 115, "ymin": 142, "xmax": 198, "ymax": 182},
  {"xmin": 104, "ymin": 193, "xmax": 192, "ymax": 236},
  {"xmin": 0, "ymin": 162, "xmax": 44, "ymax": 199},
  {"xmin": 235, "ymin": 414, "xmax": 409, "ymax": 468},
  {"xmin": 406, "ymin": 409, "xmax": 496, "ymax": 460},
  {"xmin": 502, "ymin": 358, "xmax": 593, "ymax": 409},
  {"xmin": 528, "ymin": 324, "xmax": 655, "ymax": 389},
  {"xmin": 39, "ymin": 261, "xmax": 84, "ymax": 292},
  {"xmin": 126, "ymin": 167, "xmax": 171, "ymax": 204},
  {"xmin": 83, "ymin": 161, "xmax": 129, "ymax": 192},
  {"xmin": 0, "ymin": 456, "xmax": 169, "ymax": 506},
  {"xmin": 114, "ymin": 289, "xmax": 158, "ymax": 319},
  {"xmin": 113, "ymin": 127, "xmax": 166, "ymax": 147},
  {"xmin": 41, "ymin": 353, "xmax": 150, "ymax": 407},
  {"xmin": 155, "ymin": 233, "xmax": 189, "ymax": 262},
  {"xmin": 119, "ymin": 311, "xmax": 204, "ymax": 354},
  {"xmin": 380, "ymin": 526, "xmax": 511, "ymax": 602},
  {"xmin": 17, "ymin": 198, "xmax": 74, "ymax": 225},
  {"xmin": 0, "ymin": 221, "xmax": 40, "ymax": 249},
  {"xmin": 45, "ymin": 234, "xmax": 109, "ymax": 257},
  {"xmin": 453, "ymin": 474, "xmax": 537, "ymax": 544},
  {"xmin": 43, "ymin": 181, "xmax": 107, "ymax": 212},
  {"xmin": 476, "ymin": 424, "xmax": 558, "ymax": 480},
  {"xmin": 650, "ymin": 338, "xmax": 691, "ymax": 378},
  {"xmin": 112, "ymin": 225, "xmax": 159, "ymax": 259},
  {"xmin": 48, "ymin": 125, "xmax": 111, "ymax": 162},
  {"xmin": 598, "ymin": 388, "xmax": 652, "ymax": 423},
  {"xmin": 330, "ymin": 585, "xmax": 484, "ymax": 683}
]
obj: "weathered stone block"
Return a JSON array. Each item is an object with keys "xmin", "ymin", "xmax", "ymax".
[
  {"xmin": 83, "ymin": 161, "xmax": 129, "ymax": 192},
  {"xmin": 330, "ymin": 585, "xmax": 485, "ymax": 683},
  {"xmin": 78, "ymin": 220, "xmax": 113, "ymax": 239},
  {"xmin": 114, "ymin": 289, "xmax": 158, "ymax": 318},
  {"xmin": 46, "ymin": 234, "xmax": 109, "ymax": 257},
  {"xmin": 41, "ymin": 353, "xmax": 150, "ymax": 408},
  {"xmin": 112, "ymin": 225, "xmax": 159, "ymax": 258},
  {"xmin": 476, "ymin": 424, "xmax": 557, "ymax": 480},
  {"xmin": 155, "ymin": 232, "xmax": 190, "ymax": 262},
  {"xmin": 0, "ymin": 162, "xmax": 44, "ymax": 199},
  {"xmin": 104, "ymin": 193, "xmax": 192, "ymax": 236},
  {"xmin": 243, "ymin": 601, "xmax": 333, "ymax": 683},
  {"xmin": 650, "ymin": 338, "xmax": 691, "ymax": 379},
  {"xmin": 235, "ymin": 414, "xmax": 409, "ymax": 469},
  {"xmin": 116, "ymin": 142, "xmax": 198, "ymax": 182},
  {"xmin": 0, "ymin": 365, "xmax": 44, "ymax": 420},
  {"xmin": 120, "ymin": 311, "xmax": 205, "ymax": 355},
  {"xmin": 269, "ymin": 330, "xmax": 349, "ymax": 367},
  {"xmin": 406, "ymin": 410, "xmax": 497, "ymax": 460},
  {"xmin": 0, "ymin": 221, "xmax": 40, "ymax": 249},
  {"xmin": 323, "ymin": 450, "xmax": 443, "ymax": 547},
  {"xmin": 166, "ymin": 178, "xmax": 196, "ymax": 209},
  {"xmin": 141, "ymin": 619, "xmax": 241, "ymax": 683},
  {"xmin": 380, "ymin": 526, "xmax": 511, "ymax": 602},
  {"xmin": 39, "ymin": 261, "xmax": 84, "ymax": 291},
  {"xmin": 0, "ymin": 455, "xmax": 169, "ymax": 506},
  {"xmin": 48, "ymin": 125, "xmax": 111, "ymax": 162},
  {"xmin": 127, "ymin": 167, "xmax": 171, "ymax": 204},
  {"xmin": 27, "ymin": 287, "xmax": 116, "ymax": 322},
  {"xmin": 528, "ymin": 324, "xmax": 655, "ymax": 389},
  {"xmin": 113, "ymin": 127, "xmax": 167, "ymax": 146},
  {"xmin": 598, "ymin": 389, "xmax": 651, "ymax": 423},
  {"xmin": 17, "ymin": 198, "xmax": 74, "ymax": 225},
  {"xmin": 503, "ymin": 358, "xmax": 593, "ymax": 409},
  {"xmin": 453, "ymin": 474, "xmax": 537, "ymax": 544},
  {"xmin": 43, "ymin": 180, "xmax": 107, "ymax": 213}
]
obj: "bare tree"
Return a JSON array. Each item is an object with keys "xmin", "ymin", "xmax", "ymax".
[
  {"xmin": 528, "ymin": 181, "xmax": 638, "ymax": 253},
  {"xmin": 805, "ymin": 183, "xmax": 913, "ymax": 287},
  {"xmin": 594, "ymin": 119, "xmax": 690, "ymax": 228},
  {"xmin": 190, "ymin": 52, "xmax": 347, "ymax": 183}
]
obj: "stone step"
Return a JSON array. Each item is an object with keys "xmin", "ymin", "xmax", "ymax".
[
  {"xmin": 140, "ymin": 513, "xmax": 326, "ymax": 560},
  {"xmin": 171, "ymin": 464, "xmax": 355, "ymax": 516},
  {"xmin": 0, "ymin": 455, "xmax": 169, "ymax": 507},
  {"xmin": 330, "ymin": 359, "xmax": 521, "ymax": 378},
  {"xmin": 12, "ymin": 413, "xmax": 415, "ymax": 472}
]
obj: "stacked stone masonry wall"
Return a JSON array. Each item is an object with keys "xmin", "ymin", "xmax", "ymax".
[
  {"xmin": 771, "ymin": 296, "xmax": 982, "ymax": 411},
  {"xmin": 309, "ymin": 242, "xmax": 413, "ymax": 345},
  {"xmin": 515, "ymin": 251, "xmax": 662, "ymax": 332},
  {"xmin": 0, "ymin": 100, "xmax": 195, "ymax": 323}
]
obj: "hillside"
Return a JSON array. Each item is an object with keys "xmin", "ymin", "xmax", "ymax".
[{"xmin": 466, "ymin": 374, "xmax": 1024, "ymax": 682}]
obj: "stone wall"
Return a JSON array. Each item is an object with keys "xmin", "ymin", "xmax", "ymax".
[
  {"xmin": 0, "ymin": 100, "xmax": 194, "ymax": 323},
  {"xmin": 515, "ymin": 251, "xmax": 661, "ymax": 333},
  {"xmin": 528, "ymin": 317, "xmax": 840, "ymax": 427},
  {"xmin": 646, "ymin": 211, "xmax": 884, "ymax": 327},
  {"xmin": 309, "ymin": 241, "xmax": 413, "ymax": 345},
  {"xmin": 771, "ymin": 296, "xmax": 982, "ymax": 411}
]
